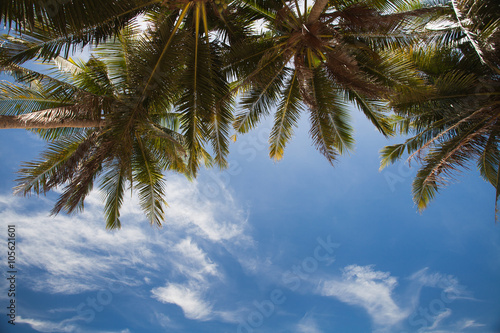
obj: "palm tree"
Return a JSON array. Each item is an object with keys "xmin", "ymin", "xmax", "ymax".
[
  {"xmin": 0, "ymin": 1, "xmax": 259, "ymax": 172},
  {"xmin": 1, "ymin": 24, "xmax": 194, "ymax": 229},
  {"xmin": 0, "ymin": 0, "xmax": 455, "ymax": 227},
  {"xmin": 380, "ymin": 0, "xmax": 500, "ymax": 215},
  {"xmin": 227, "ymin": 0, "xmax": 445, "ymax": 163},
  {"xmin": 1, "ymin": 0, "xmax": 451, "ymax": 165}
]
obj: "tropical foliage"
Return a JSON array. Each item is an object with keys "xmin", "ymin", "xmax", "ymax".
[
  {"xmin": 0, "ymin": 1, "xmax": 249, "ymax": 227},
  {"xmin": 228, "ymin": 0, "xmax": 445, "ymax": 163},
  {"xmin": 380, "ymin": 0, "xmax": 500, "ymax": 214},
  {"xmin": 1, "ymin": 25, "xmax": 198, "ymax": 229},
  {"xmin": 3, "ymin": 0, "xmax": 494, "ymax": 226}
]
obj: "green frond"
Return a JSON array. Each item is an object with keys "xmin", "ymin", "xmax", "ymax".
[
  {"xmin": 239, "ymin": 0, "xmax": 278, "ymax": 21},
  {"xmin": 140, "ymin": 121, "xmax": 186, "ymax": 149},
  {"xmin": 1, "ymin": 0, "xmax": 161, "ymax": 50},
  {"xmin": 177, "ymin": 33, "xmax": 211, "ymax": 174},
  {"xmin": 356, "ymin": 49, "xmax": 425, "ymax": 96},
  {"xmin": 0, "ymin": 81, "xmax": 72, "ymax": 116},
  {"xmin": 0, "ymin": 29, "xmax": 76, "ymax": 65},
  {"xmin": 412, "ymin": 119, "xmax": 491, "ymax": 211},
  {"xmin": 93, "ymin": 30, "xmax": 138, "ymax": 92},
  {"xmin": 269, "ymin": 69, "xmax": 303, "ymax": 161},
  {"xmin": 138, "ymin": 4, "xmax": 190, "ymax": 102},
  {"xmin": 317, "ymin": 70, "xmax": 355, "ymax": 155},
  {"xmin": 308, "ymin": 68, "xmax": 354, "ymax": 164},
  {"xmin": 70, "ymin": 56, "xmax": 117, "ymax": 97},
  {"xmin": 101, "ymin": 159, "xmax": 129, "ymax": 229},
  {"xmin": 344, "ymin": 89, "xmax": 393, "ymax": 136},
  {"xmin": 234, "ymin": 63, "xmax": 290, "ymax": 134},
  {"xmin": 15, "ymin": 134, "xmax": 91, "ymax": 195},
  {"xmin": 132, "ymin": 136, "xmax": 166, "ymax": 227},
  {"xmin": 50, "ymin": 136, "xmax": 113, "ymax": 215},
  {"xmin": 379, "ymin": 143, "xmax": 407, "ymax": 170},
  {"xmin": 143, "ymin": 133, "xmax": 188, "ymax": 175},
  {"xmin": 210, "ymin": 94, "xmax": 234, "ymax": 169},
  {"xmin": 478, "ymin": 127, "xmax": 500, "ymax": 186}
]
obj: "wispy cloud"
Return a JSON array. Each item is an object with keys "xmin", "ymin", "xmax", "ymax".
[
  {"xmin": 151, "ymin": 237, "xmax": 223, "ymax": 321},
  {"xmin": 427, "ymin": 308, "xmax": 452, "ymax": 330},
  {"xmin": 172, "ymin": 237, "xmax": 220, "ymax": 281},
  {"xmin": 296, "ymin": 312, "xmax": 323, "ymax": 333},
  {"xmin": 160, "ymin": 176, "xmax": 250, "ymax": 243},
  {"xmin": 320, "ymin": 265, "xmax": 408, "ymax": 328},
  {"xmin": 152, "ymin": 281, "xmax": 213, "ymax": 320},
  {"xmin": 152, "ymin": 312, "xmax": 180, "ymax": 330},
  {"xmin": 16, "ymin": 316, "xmax": 79, "ymax": 333},
  {"xmin": 318, "ymin": 265, "xmax": 483, "ymax": 333},
  {"xmin": 409, "ymin": 267, "xmax": 472, "ymax": 300},
  {"xmin": 457, "ymin": 319, "xmax": 486, "ymax": 330},
  {"xmin": 1, "ymin": 200, "xmax": 150, "ymax": 293},
  {"xmin": 0, "ymin": 174, "xmax": 252, "ymax": 324},
  {"xmin": 18, "ymin": 315, "xmax": 141, "ymax": 333}
]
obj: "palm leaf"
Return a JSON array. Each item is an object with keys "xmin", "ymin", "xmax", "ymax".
[
  {"xmin": 234, "ymin": 60, "xmax": 290, "ymax": 134},
  {"xmin": 308, "ymin": 68, "xmax": 354, "ymax": 164},
  {"xmin": 101, "ymin": 159, "xmax": 129, "ymax": 229},
  {"xmin": 132, "ymin": 136, "xmax": 166, "ymax": 227},
  {"xmin": 15, "ymin": 133, "xmax": 92, "ymax": 195},
  {"xmin": 412, "ymin": 119, "xmax": 492, "ymax": 211},
  {"xmin": 269, "ymin": 69, "xmax": 302, "ymax": 160}
]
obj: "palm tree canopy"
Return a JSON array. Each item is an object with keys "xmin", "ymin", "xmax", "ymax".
[
  {"xmin": 227, "ymin": 0, "xmax": 445, "ymax": 163},
  {"xmin": 2, "ymin": 26, "xmax": 194, "ymax": 229},
  {"xmin": 0, "ymin": 0, "xmax": 461, "ymax": 226},
  {"xmin": 381, "ymin": 0, "xmax": 500, "ymax": 216}
]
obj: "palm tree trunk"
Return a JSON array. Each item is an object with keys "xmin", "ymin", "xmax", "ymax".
[
  {"xmin": 0, "ymin": 115, "xmax": 103, "ymax": 129},
  {"xmin": 307, "ymin": 0, "xmax": 329, "ymax": 24}
]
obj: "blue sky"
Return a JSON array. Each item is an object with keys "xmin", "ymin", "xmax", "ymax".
[{"xmin": 1, "ymin": 94, "xmax": 499, "ymax": 333}]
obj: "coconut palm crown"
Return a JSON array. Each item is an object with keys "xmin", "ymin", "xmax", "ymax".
[
  {"xmin": 380, "ymin": 0, "xmax": 500, "ymax": 216},
  {"xmin": 0, "ymin": 24, "xmax": 198, "ymax": 229},
  {"xmin": 228, "ymin": 0, "xmax": 446, "ymax": 163}
]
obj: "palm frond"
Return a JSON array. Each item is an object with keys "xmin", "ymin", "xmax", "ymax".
[
  {"xmin": 308, "ymin": 68, "xmax": 354, "ymax": 164},
  {"xmin": 101, "ymin": 159, "xmax": 129, "ymax": 229},
  {"xmin": 234, "ymin": 64, "xmax": 290, "ymax": 134},
  {"xmin": 344, "ymin": 89, "xmax": 393, "ymax": 136},
  {"xmin": 51, "ymin": 139, "xmax": 111, "ymax": 215},
  {"xmin": 412, "ymin": 116, "xmax": 494, "ymax": 211},
  {"xmin": 269, "ymin": 69, "xmax": 303, "ymax": 161},
  {"xmin": 15, "ymin": 133, "xmax": 93, "ymax": 195},
  {"xmin": 0, "ymin": 81, "xmax": 72, "ymax": 115},
  {"xmin": 132, "ymin": 136, "xmax": 166, "ymax": 227}
]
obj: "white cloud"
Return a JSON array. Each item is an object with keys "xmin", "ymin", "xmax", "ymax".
[
  {"xmin": 149, "ymin": 237, "xmax": 226, "ymax": 322},
  {"xmin": 151, "ymin": 281, "xmax": 213, "ymax": 320},
  {"xmin": 414, "ymin": 317, "xmax": 487, "ymax": 333},
  {"xmin": 428, "ymin": 308, "xmax": 452, "ymax": 330},
  {"xmin": 296, "ymin": 312, "xmax": 322, "ymax": 333},
  {"xmin": 409, "ymin": 268, "xmax": 471, "ymax": 300},
  {"xmin": 158, "ymin": 176, "xmax": 249, "ymax": 242},
  {"xmin": 172, "ymin": 237, "xmax": 220, "ymax": 281},
  {"xmin": 400, "ymin": 268, "xmax": 481, "ymax": 333},
  {"xmin": 17, "ymin": 316, "xmax": 78, "ymax": 333},
  {"xmin": 319, "ymin": 265, "xmax": 481, "ymax": 333},
  {"xmin": 0, "ymin": 172, "xmax": 250, "ymax": 294},
  {"xmin": 0, "ymin": 174, "xmax": 252, "ymax": 324},
  {"xmin": 458, "ymin": 319, "xmax": 486, "ymax": 330},
  {"xmin": 0, "ymin": 201, "xmax": 150, "ymax": 293},
  {"xmin": 153, "ymin": 312, "xmax": 179, "ymax": 329},
  {"xmin": 320, "ymin": 265, "xmax": 408, "ymax": 328},
  {"xmin": 17, "ymin": 315, "xmax": 134, "ymax": 333}
]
